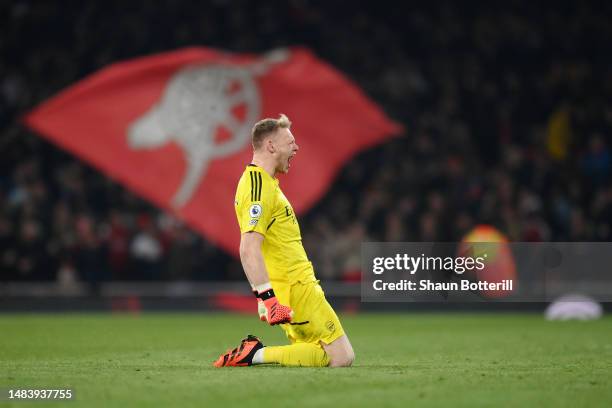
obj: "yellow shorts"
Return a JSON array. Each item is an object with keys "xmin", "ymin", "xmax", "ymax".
[{"xmin": 273, "ymin": 280, "xmax": 345, "ymax": 345}]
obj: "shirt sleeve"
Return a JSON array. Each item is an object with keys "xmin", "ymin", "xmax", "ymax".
[{"xmin": 237, "ymin": 172, "xmax": 274, "ymax": 236}]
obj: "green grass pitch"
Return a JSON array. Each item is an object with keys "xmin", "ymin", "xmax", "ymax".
[{"xmin": 1, "ymin": 313, "xmax": 611, "ymax": 407}]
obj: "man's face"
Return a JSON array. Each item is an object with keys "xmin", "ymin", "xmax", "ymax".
[{"xmin": 272, "ymin": 128, "xmax": 299, "ymax": 174}]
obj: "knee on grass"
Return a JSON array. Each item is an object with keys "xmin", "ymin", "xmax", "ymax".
[{"xmin": 328, "ymin": 349, "xmax": 355, "ymax": 367}]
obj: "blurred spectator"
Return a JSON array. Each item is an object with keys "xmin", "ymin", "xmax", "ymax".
[
  {"xmin": 15, "ymin": 219, "xmax": 48, "ymax": 280},
  {"xmin": 74, "ymin": 214, "xmax": 106, "ymax": 292},
  {"xmin": 582, "ymin": 135, "xmax": 611, "ymax": 185},
  {"xmin": 105, "ymin": 211, "xmax": 130, "ymax": 279},
  {"xmin": 129, "ymin": 214, "xmax": 163, "ymax": 280}
]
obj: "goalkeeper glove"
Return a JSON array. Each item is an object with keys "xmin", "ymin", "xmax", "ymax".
[
  {"xmin": 257, "ymin": 288, "xmax": 293, "ymax": 325},
  {"xmin": 253, "ymin": 290, "xmax": 266, "ymax": 322}
]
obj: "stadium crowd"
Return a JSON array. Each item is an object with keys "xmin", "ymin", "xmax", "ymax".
[{"xmin": 1, "ymin": 1, "xmax": 611, "ymax": 283}]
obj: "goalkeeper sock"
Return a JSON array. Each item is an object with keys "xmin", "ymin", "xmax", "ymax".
[{"xmin": 254, "ymin": 344, "xmax": 330, "ymax": 367}]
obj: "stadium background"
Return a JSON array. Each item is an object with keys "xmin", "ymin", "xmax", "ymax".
[
  {"xmin": 2, "ymin": 2, "xmax": 612, "ymax": 407},
  {"xmin": 3, "ymin": 1, "xmax": 611, "ymax": 289}
]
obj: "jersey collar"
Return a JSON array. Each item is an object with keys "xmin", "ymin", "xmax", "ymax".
[{"xmin": 247, "ymin": 164, "xmax": 279, "ymax": 184}]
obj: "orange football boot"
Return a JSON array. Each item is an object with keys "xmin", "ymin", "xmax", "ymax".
[{"xmin": 213, "ymin": 335, "xmax": 264, "ymax": 367}]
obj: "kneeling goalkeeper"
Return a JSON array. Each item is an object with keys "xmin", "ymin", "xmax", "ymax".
[{"xmin": 213, "ymin": 114, "xmax": 355, "ymax": 368}]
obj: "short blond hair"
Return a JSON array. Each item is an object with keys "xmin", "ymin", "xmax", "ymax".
[{"xmin": 251, "ymin": 114, "xmax": 292, "ymax": 149}]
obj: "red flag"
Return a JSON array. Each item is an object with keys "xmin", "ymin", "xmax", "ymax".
[{"xmin": 24, "ymin": 47, "xmax": 402, "ymax": 256}]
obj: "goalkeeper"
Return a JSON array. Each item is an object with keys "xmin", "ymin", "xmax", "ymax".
[{"xmin": 213, "ymin": 114, "xmax": 355, "ymax": 368}]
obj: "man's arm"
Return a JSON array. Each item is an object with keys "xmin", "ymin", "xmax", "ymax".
[
  {"xmin": 239, "ymin": 232, "xmax": 268, "ymax": 322},
  {"xmin": 240, "ymin": 231, "xmax": 293, "ymax": 325},
  {"xmin": 239, "ymin": 231, "xmax": 270, "ymax": 287}
]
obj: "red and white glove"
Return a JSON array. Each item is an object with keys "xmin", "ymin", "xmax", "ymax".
[{"xmin": 257, "ymin": 288, "xmax": 293, "ymax": 325}]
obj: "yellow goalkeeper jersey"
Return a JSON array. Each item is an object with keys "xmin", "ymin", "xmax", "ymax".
[{"xmin": 234, "ymin": 164, "xmax": 316, "ymax": 285}]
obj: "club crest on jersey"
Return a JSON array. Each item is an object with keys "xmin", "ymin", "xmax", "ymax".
[{"xmin": 249, "ymin": 204, "xmax": 262, "ymax": 218}]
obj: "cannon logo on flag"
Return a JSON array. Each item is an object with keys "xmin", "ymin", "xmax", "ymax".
[{"xmin": 128, "ymin": 51, "xmax": 288, "ymax": 207}]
